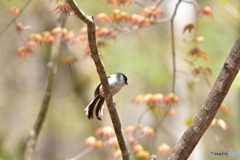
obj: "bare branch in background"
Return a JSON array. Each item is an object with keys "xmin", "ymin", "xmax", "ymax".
[
  {"xmin": 151, "ymin": 0, "xmax": 182, "ymax": 155},
  {"xmin": 23, "ymin": 12, "xmax": 68, "ymax": 160},
  {"xmin": 66, "ymin": 0, "xmax": 130, "ymax": 160},
  {"xmin": 155, "ymin": 0, "xmax": 164, "ymax": 8},
  {"xmin": 113, "ymin": 17, "xmax": 171, "ymax": 33},
  {"xmin": 132, "ymin": 0, "xmax": 146, "ymax": 7},
  {"xmin": 66, "ymin": 147, "xmax": 94, "ymax": 160},
  {"xmin": 170, "ymin": 0, "xmax": 182, "ymax": 93},
  {"xmin": 212, "ymin": 128, "xmax": 228, "ymax": 151},
  {"xmin": 0, "ymin": 0, "xmax": 32, "ymax": 37},
  {"xmin": 166, "ymin": 37, "xmax": 240, "ymax": 160}
]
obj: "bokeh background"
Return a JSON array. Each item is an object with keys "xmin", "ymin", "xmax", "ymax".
[{"xmin": 0, "ymin": 0, "xmax": 239, "ymax": 160}]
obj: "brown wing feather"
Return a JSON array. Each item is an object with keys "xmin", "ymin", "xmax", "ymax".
[
  {"xmin": 94, "ymin": 76, "xmax": 111, "ymax": 97},
  {"xmin": 94, "ymin": 84, "xmax": 101, "ymax": 97}
]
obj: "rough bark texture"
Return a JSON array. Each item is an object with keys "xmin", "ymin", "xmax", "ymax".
[
  {"xmin": 166, "ymin": 37, "xmax": 240, "ymax": 160},
  {"xmin": 66, "ymin": 1, "xmax": 130, "ymax": 160}
]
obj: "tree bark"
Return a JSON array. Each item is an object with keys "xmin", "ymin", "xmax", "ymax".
[
  {"xmin": 66, "ymin": 1, "xmax": 130, "ymax": 160},
  {"xmin": 166, "ymin": 37, "xmax": 240, "ymax": 160}
]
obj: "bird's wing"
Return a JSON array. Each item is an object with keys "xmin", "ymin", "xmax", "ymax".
[
  {"xmin": 94, "ymin": 76, "xmax": 110, "ymax": 97},
  {"xmin": 94, "ymin": 84, "xmax": 101, "ymax": 97}
]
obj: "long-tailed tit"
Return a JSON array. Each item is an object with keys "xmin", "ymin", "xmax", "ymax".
[{"xmin": 84, "ymin": 73, "xmax": 128, "ymax": 120}]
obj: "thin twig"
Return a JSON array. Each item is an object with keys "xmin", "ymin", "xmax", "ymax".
[
  {"xmin": 203, "ymin": 74, "xmax": 212, "ymax": 89},
  {"xmin": 66, "ymin": 1, "xmax": 130, "ymax": 160},
  {"xmin": 137, "ymin": 108, "xmax": 149, "ymax": 124},
  {"xmin": 132, "ymin": 0, "xmax": 146, "ymax": 7},
  {"xmin": 130, "ymin": 108, "xmax": 149, "ymax": 150},
  {"xmin": 66, "ymin": 147, "xmax": 94, "ymax": 160},
  {"xmin": 177, "ymin": 54, "xmax": 212, "ymax": 89},
  {"xmin": 149, "ymin": 0, "xmax": 182, "ymax": 156},
  {"xmin": 182, "ymin": 0, "xmax": 199, "ymax": 42},
  {"xmin": 14, "ymin": 20, "xmax": 27, "ymax": 42},
  {"xmin": 113, "ymin": 17, "xmax": 171, "ymax": 33},
  {"xmin": 151, "ymin": 104, "xmax": 172, "ymax": 153},
  {"xmin": 176, "ymin": 54, "xmax": 195, "ymax": 66},
  {"xmin": 150, "ymin": 0, "xmax": 182, "ymax": 154},
  {"xmin": 182, "ymin": 0, "xmax": 198, "ymax": 9},
  {"xmin": 212, "ymin": 128, "xmax": 227, "ymax": 151},
  {"xmin": 155, "ymin": 0, "xmax": 165, "ymax": 8},
  {"xmin": 170, "ymin": 0, "xmax": 182, "ymax": 93},
  {"xmin": 0, "ymin": 0, "xmax": 32, "ymax": 37},
  {"xmin": 23, "ymin": 12, "xmax": 68, "ymax": 160}
]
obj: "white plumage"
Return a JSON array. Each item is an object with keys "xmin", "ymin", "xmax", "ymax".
[{"xmin": 84, "ymin": 73, "xmax": 128, "ymax": 120}]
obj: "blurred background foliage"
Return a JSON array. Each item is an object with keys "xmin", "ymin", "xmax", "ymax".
[{"xmin": 0, "ymin": 0, "xmax": 239, "ymax": 160}]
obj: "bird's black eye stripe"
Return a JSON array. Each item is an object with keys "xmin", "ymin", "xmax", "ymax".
[
  {"xmin": 119, "ymin": 73, "xmax": 128, "ymax": 84},
  {"xmin": 116, "ymin": 72, "xmax": 128, "ymax": 84},
  {"xmin": 123, "ymin": 75, "xmax": 127, "ymax": 82}
]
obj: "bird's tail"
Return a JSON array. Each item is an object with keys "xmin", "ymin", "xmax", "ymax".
[
  {"xmin": 85, "ymin": 94, "xmax": 105, "ymax": 120},
  {"xmin": 84, "ymin": 94, "xmax": 101, "ymax": 119},
  {"xmin": 95, "ymin": 98, "xmax": 105, "ymax": 120}
]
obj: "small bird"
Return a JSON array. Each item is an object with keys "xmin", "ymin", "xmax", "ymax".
[{"xmin": 84, "ymin": 73, "xmax": 128, "ymax": 120}]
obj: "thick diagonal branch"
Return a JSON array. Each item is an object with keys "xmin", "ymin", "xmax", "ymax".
[
  {"xmin": 23, "ymin": 12, "xmax": 68, "ymax": 160},
  {"xmin": 166, "ymin": 37, "xmax": 240, "ymax": 160},
  {"xmin": 66, "ymin": 0, "xmax": 130, "ymax": 160}
]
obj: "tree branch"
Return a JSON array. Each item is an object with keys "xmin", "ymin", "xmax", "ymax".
[
  {"xmin": 170, "ymin": 0, "xmax": 182, "ymax": 93},
  {"xmin": 132, "ymin": 0, "xmax": 146, "ymax": 7},
  {"xmin": 166, "ymin": 37, "xmax": 240, "ymax": 160},
  {"xmin": 151, "ymin": 0, "xmax": 182, "ymax": 155},
  {"xmin": 66, "ymin": 146, "xmax": 94, "ymax": 160},
  {"xmin": 155, "ymin": 0, "xmax": 165, "ymax": 8},
  {"xmin": 113, "ymin": 17, "xmax": 171, "ymax": 33},
  {"xmin": 23, "ymin": 12, "xmax": 68, "ymax": 160},
  {"xmin": 0, "ymin": 0, "xmax": 32, "ymax": 37},
  {"xmin": 66, "ymin": 0, "xmax": 130, "ymax": 160}
]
